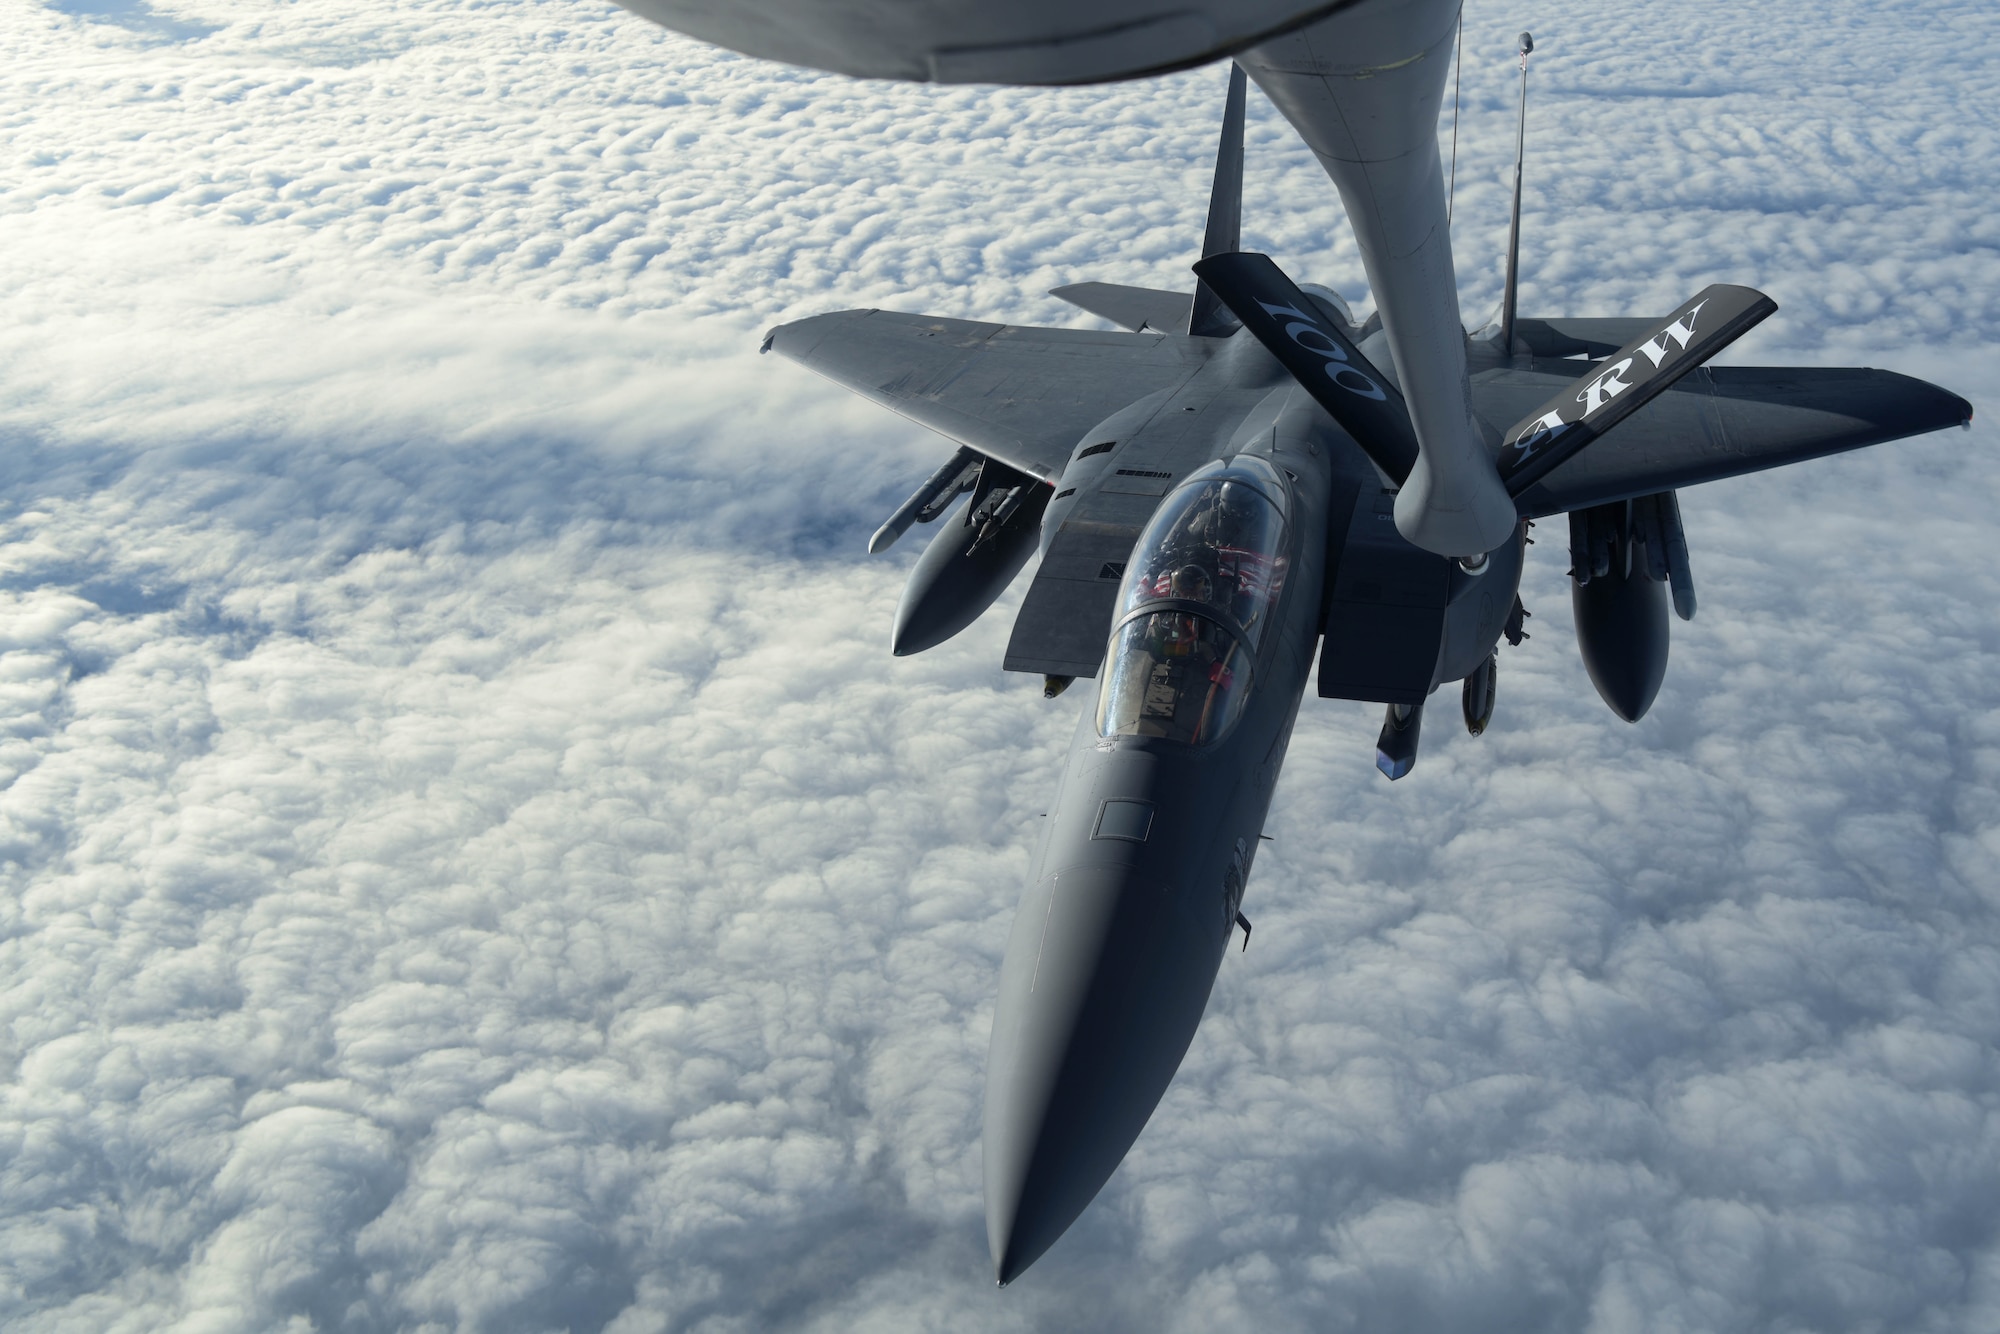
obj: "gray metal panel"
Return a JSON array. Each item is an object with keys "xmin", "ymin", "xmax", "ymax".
[
  {"xmin": 1318, "ymin": 485, "xmax": 1449, "ymax": 703},
  {"xmin": 1327, "ymin": 489, "xmax": 1452, "ymax": 607},
  {"xmin": 1319, "ymin": 605, "xmax": 1444, "ymax": 705},
  {"xmin": 1003, "ymin": 579, "xmax": 1119, "ymax": 677},
  {"xmin": 766, "ymin": 309, "xmax": 1208, "ymax": 483},
  {"xmin": 1003, "ymin": 370, "xmax": 1298, "ymax": 678},
  {"xmin": 1100, "ymin": 469, "xmax": 1177, "ymax": 496},
  {"xmin": 1474, "ymin": 365, "xmax": 1974, "ymax": 517},
  {"xmin": 1092, "ymin": 800, "xmax": 1154, "ymax": 842},
  {"xmin": 1003, "ymin": 525, "xmax": 1137, "ymax": 678}
]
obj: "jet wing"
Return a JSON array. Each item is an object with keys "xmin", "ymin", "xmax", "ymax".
[
  {"xmin": 1475, "ymin": 364, "xmax": 1973, "ymax": 517},
  {"xmin": 764, "ymin": 310, "xmax": 1208, "ymax": 483}
]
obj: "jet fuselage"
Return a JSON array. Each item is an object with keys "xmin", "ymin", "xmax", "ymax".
[{"xmin": 982, "ymin": 331, "xmax": 1522, "ymax": 1281}]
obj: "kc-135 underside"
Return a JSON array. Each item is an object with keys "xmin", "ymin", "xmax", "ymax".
[{"xmin": 639, "ymin": 0, "xmax": 1977, "ymax": 1285}]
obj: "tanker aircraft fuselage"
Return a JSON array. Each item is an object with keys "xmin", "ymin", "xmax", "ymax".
[{"xmin": 631, "ymin": 0, "xmax": 1520, "ymax": 559}]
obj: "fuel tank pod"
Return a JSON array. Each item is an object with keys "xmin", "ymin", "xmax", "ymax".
[
  {"xmin": 1568, "ymin": 502, "xmax": 1670, "ymax": 722},
  {"xmin": 1572, "ymin": 565, "xmax": 1668, "ymax": 722},
  {"xmin": 891, "ymin": 465, "xmax": 1050, "ymax": 656}
]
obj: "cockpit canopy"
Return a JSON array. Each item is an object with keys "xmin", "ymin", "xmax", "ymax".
[{"xmin": 1097, "ymin": 458, "xmax": 1292, "ymax": 746}]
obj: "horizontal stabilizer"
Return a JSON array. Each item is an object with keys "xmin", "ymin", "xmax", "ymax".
[
  {"xmin": 1191, "ymin": 251, "xmax": 1419, "ymax": 484},
  {"xmin": 1510, "ymin": 316, "xmax": 1664, "ymax": 360},
  {"xmin": 1050, "ymin": 283, "xmax": 1194, "ymax": 334},
  {"xmin": 1497, "ymin": 284, "xmax": 1779, "ymax": 495},
  {"xmin": 1478, "ymin": 364, "xmax": 1974, "ymax": 517},
  {"xmin": 766, "ymin": 308, "xmax": 1205, "ymax": 483}
]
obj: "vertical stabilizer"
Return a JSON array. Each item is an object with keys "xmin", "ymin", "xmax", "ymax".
[{"xmin": 1187, "ymin": 63, "xmax": 1248, "ymax": 337}]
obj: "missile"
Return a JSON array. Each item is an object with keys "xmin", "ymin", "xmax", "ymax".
[
  {"xmin": 1631, "ymin": 490, "xmax": 1697, "ymax": 621},
  {"xmin": 891, "ymin": 468, "xmax": 1050, "ymax": 656},
  {"xmin": 869, "ymin": 446, "xmax": 983, "ymax": 554},
  {"xmin": 1461, "ymin": 653, "xmax": 1497, "ymax": 736}
]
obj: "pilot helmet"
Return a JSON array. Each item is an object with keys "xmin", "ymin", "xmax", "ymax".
[{"xmin": 1169, "ymin": 565, "xmax": 1212, "ymax": 603}]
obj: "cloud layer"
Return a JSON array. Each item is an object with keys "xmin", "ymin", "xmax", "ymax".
[{"xmin": 1, "ymin": 0, "xmax": 1997, "ymax": 1330}]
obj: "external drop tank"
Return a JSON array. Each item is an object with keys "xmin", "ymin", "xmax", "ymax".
[
  {"xmin": 884, "ymin": 458, "xmax": 1052, "ymax": 657},
  {"xmin": 1567, "ymin": 493, "xmax": 1695, "ymax": 722}
]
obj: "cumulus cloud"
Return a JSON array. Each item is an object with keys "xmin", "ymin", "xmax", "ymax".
[{"xmin": 0, "ymin": 0, "xmax": 1996, "ymax": 1330}]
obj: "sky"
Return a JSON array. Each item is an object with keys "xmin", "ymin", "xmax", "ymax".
[{"xmin": 1, "ymin": 0, "xmax": 1997, "ymax": 1330}]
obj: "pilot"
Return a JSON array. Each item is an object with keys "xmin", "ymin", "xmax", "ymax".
[
  {"xmin": 1147, "ymin": 566, "xmax": 1216, "ymax": 660},
  {"xmin": 1186, "ymin": 486, "xmax": 1258, "ymax": 598},
  {"xmin": 1188, "ymin": 483, "xmax": 1254, "ymax": 548},
  {"xmin": 1169, "ymin": 564, "xmax": 1212, "ymax": 605}
]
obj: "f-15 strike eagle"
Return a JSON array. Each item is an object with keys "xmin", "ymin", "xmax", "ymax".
[{"xmin": 626, "ymin": 0, "xmax": 1973, "ymax": 1287}]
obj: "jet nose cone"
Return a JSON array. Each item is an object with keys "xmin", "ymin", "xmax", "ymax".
[
  {"xmin": 984, "ymin": 863, "xmax": 1223, "ymax": 1284},
  {"xmin": 986, "ymin": 1098, "xmax": 1094, "ymax": 1287}
]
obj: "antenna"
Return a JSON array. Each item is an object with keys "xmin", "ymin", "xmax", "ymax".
[
  {"xmin": 1498, "ymin": 31, "xmax": 1534, "ymax": 356},
  {"xmin": 1446, "ymin": 11, "xmax": 1463, "ymax": 229}
]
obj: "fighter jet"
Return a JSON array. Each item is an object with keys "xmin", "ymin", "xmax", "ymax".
[
  {"xmin": 761, "ymin": 55, "xmax": 1971, "ymax": 1281},
  {"xmin": 603, "ymin": 0, "xmax": 1975, "ymax": 1287}
]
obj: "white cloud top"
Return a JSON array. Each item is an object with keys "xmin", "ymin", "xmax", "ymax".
[{"xmin": 2, "ymin": 0, "xmax": 1997, "ymax": 1329}]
